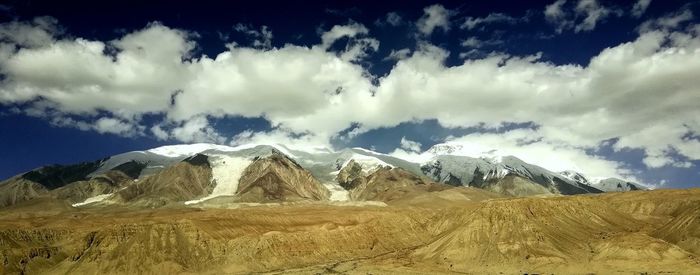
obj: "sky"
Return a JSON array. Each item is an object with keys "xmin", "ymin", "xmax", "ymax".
[{"xmin": 0, "ymin": 0, "xmax": 699, "ymax": 189}]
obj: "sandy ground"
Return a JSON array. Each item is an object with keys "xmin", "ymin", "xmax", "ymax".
[{"xmin": 1, "ymin": 188, "xmax": 699, "ymax": 274}]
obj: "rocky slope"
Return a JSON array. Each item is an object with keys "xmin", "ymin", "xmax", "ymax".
[
  {"xmin": 233, "ymin": 152, "xmax": 331, "ymax": 202},
  {"xmin": 339, "ymin": 165, "xmax": 452, "ymax": 202},
  {"xmin": 110, "ymin": 156, "xmax": 214, "ymax": 207}
]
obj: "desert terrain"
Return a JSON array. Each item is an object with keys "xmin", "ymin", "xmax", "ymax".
[{"xmin": 1, "ymin": 187, "xmax": 699, "ymax": 274}]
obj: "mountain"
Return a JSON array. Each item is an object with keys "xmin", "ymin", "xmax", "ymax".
[
  {"xmin": 419, "ymin": 149, "xmax": 603, "ymax": 196},
  {"xmin": 0, "ymin": 142, "xmax": 646, "ymax": 208},
  {"xmin": 338, "ymin": 164, "xmax": 453, "ymax": 202},
  {"xmin": 590, "ymin": 177, "xmax": 647, "ymax": 192},
  {"xmin": 229, "ymin": 152, "xmax": 331, "ymax": 203}
]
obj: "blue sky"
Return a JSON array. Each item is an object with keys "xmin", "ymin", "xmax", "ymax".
[{"xmin": 0, "ymin": 0, "xmax": 699, "ymax": 188}]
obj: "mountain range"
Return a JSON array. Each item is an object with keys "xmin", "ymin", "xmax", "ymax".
[{"xmin": 0, "ymin": 142, "xmax": 647, "ymax": 208}]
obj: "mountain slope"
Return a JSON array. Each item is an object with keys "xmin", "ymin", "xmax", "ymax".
[
  {"xmin": 234, "ymin": 152, "xmax": 331, "ymax": 202},
  {"xmin": 591, "ymin": 178, "xmax": 647, "ymax": 192},
  {"xmin": 420, "ymin": 154, "xmax": 602, "ymax": 196},
  {"xmin": 343, "ymin": 167, "xmax": 453, "ymax": 202},
  {"xmin": 111, "ymin": 156, "xmax": 214, "ymax": 207},
  {"xmin": 0, "ymin": 177, "xmax": 48, "ymax": 207}
]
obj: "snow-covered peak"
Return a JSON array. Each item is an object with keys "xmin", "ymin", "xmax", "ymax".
[
  {"xmin": 589, "ymin": 177, "xmax": 648, "ymax": 192},
  {"xmin": 147, "ymin": 143, "xmax": 239, "ymax": 157},
  {"xmin": 425, "ymin": 143, "xmax": 465, "ymax": 156},
  {"xmin": 560, "ymin": 170, "xmax": 590, "ymax": 185},
  {"xmin": 422, "ymin": 142, "xmax": 505, "ymax": 164},
  {"xmin": 228, "ymin": 143, "xmax": 299, "ymax": 158},
  {"xmin": 339, "ymin": 153, "xmax": 393, "ymax": 173}
]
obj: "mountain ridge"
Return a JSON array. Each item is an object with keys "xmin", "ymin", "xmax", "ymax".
[{"xmin": 0, "ymin": 142, "xmax": 647, "ymax": 208}]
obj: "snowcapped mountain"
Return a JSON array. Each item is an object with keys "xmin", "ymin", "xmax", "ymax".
[
  {"xmin": 0, "ymin": 142, "xmax": 646, "ymax": 208},
  {"xmin": 560, "ymin": 170, "xmax": 590, "ymax": 185},
  {"xmin": 588, "ymin": 178, "xmax": 647, "ymax": 192},
  {"xmin": 413, "ymin": 143, "xmax": 604, "ymax": 195}
]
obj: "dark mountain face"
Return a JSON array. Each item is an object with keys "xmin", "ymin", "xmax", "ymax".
[
  {"xmin": 110, "ymin": 160, "xmax": 148, "ymax": 179},
  {"xmin": 182, "ymin": 154, "xmax": 210, "ymax": 167},
  {"xmin": 20, "ymin": 158, "xmax": 107, "ymax": 190}
]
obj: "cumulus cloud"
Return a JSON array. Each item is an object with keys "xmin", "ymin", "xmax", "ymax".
[
  {"xmin": 233, "ymin": 23, "xmax": 273, "ymax": 49},
  {"xmin": 545, "ymin": 0, "xmax": 620, "ymax": 33},
  {"xmin": 574, "ymin": 0, "xmax": 617, "ymax": 32},
  {"xmin": 461, "ymin": 13, "xmax": 518, "ymax": 30},
  {"xmin": 416, "ymin": 4, "xmax": 452, "ymax": 35},
  {"xmin": 1, "ymin": 15, "xmax": 700, "ymax": 179},
  {"xmin": 318, "ymin": 22, "xmax": 378, "ymax": 61},
  {"xmin": 460, "ymin": 37, "xmax": 503, "ymax": 48},
  {"xmin": 170, "ymin": 116, "xmax": 226, "ymax": 144},
  {"xmin": 376, "ymin": 12, "xmax": 403, "ymax": 27},
  {"xmin": 399, "ymin": 137, "xmax": 422, "ymax": 152},
  {"xmin": 51, "ymin": 116, "xmax": 142, "ymax": 137},
  {"xmin": 632, "ymin": 0, "xmax": 652, "ymax": 18},
  {"xmin": 544, "ymin": 0, "xmax": 571, "ymax": 33},
  {"xmin": 0, "ymin": 21, "xmax": 192, "ymax": 118},
  {"xmin": 0, "ymin": 16, "xmax": 60, "ymax": 48},
  {"xmin": 383, "ymin": 48, "xmax": 411, "ymax": 61},
  {"xmin": 320, "ymin": 22, "xmax": 368, "ymax": 49},
  {"xmin": 639, "ymin": 9, "xmax": 694, "ymax": 33},
  {"xmin": 230, "ymin": 129, "xmax": 332, "ymax": 152}
]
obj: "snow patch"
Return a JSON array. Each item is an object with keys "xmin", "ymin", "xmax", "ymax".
[
  {"xmin": 229, "ymin": 143, "xmax": 299, "ymax": 158},
  {"xmin": 341, "ymin": 153, "xmax": 393, "ymax": 173},
  {"xmin": 72, "ymin": 193, "xmax": 113, "ymax": 207},
  {"xmin": 148, "ymin": 143, "xmax": 239, "ymax": 157},
  {"xmin": 185, "ymin": 155, "xmax": 252, "ymax": 205},
  {"xmin": 322, "ymin": 182, "xmax": 350, "ymax": 201}
]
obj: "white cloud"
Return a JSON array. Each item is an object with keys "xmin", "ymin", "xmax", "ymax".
[
  {"xmin": 151, "ymin": 124, "xmax": 170, "ymax": 140},
  {"xmin": 632, "ymin": 0, "xmax": 652, "ymax": 18},
  {"xmin": 383, "ymin": 48, "xmax": 411, "ymax": 61},
  {"xmin": 233, "ymin": 23, "xmax": 273, "ymax": 49},
  {"xmin": 461, "ymin": 13, "xmax": 518, "ymax": 30},
  {"xmin": 170, "ymin": 116, "xmax": 226, "ymax": 144},
  {"xmin": 545, "ymin": 0, "xmax": 619, "ymax": 33},
  {"xmin": 320, "ymin": 22, "xmax": 368, "ymax": 49},
  {"xmin": 0, "ymin": 16, "xmax": 59, "ymax": 48},
  {"xmin": 545, "ymin": 0, "xmax": 571, "ymax": 33},
  {"xmin": 50, "ymin": 116, "xmax": 142, "ymax": 137},
  {"xmin": 2, "ymin": 16, "xmax": 700, "ymax": 177},
  {"xmin": 461, "ymin": 37, "xmax": 503, "ymax": 48},
  {"xmin": 399, "ymin": 137, "xmax": 422, "ymax": 152},
  {"xmin": 0, "ymin": 22, "xmax": 192, "ymax": 118},
  {"xmin": 378, "ymin": 12, "xmax": 403, "ymax": 27},
  {"xmin": 639, "ymin": 9, "xmax": 693, "ymax": 33},
  {"xmin": 230, "ymin": 129, "xmax": 331, "ymax": 152},
  {"xmin": 94, "ymin": 117, "xmax": 137, "ymax": 135},
  {"xmin": 416, "ymin": 4, "xmax": 452, "ymax": 35},
  {"xmin": 318, "ymin": 22, "xmax": 378, "ymax": 61},
  {"xmin": 574, "ymin": 0, "xmax": 615, "ymax": 32}
]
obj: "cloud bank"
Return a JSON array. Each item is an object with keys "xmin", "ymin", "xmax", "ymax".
[{"xmin": 1, "ymin": 5, "xmax": 699, "ymax": 182}]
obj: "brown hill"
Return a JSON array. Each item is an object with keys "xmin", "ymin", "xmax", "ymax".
[{"xmin": 0, "ymin": 177, "xmax": 48, "ymax": 207}]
